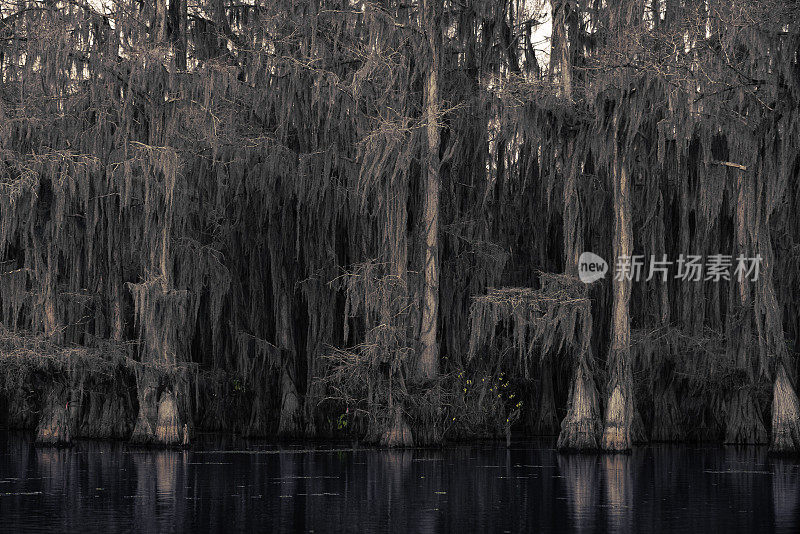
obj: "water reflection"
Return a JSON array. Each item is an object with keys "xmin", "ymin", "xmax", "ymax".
[
  {"xmin": 558, "ymin": 454, "xmax": 599, "ymax": 532},
  {"xmin": 131, "ymin": 450, "xmax": 188, "ymax": 531},
  {"xmin": 602, "ymin": 455, "xmax": 633, "ymax": 533},
  {"xmin": 772, "ymin": 458, "xmax": 800, "ymax": 532},
  {"xmin": 0, "ymin": 432, "xmax": 795, "ymax": 533}
]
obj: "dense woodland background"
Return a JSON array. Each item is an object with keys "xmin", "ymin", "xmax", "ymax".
[{"xmin": 1, "ymin": 0, "xmax": 799, "ymax": 451}]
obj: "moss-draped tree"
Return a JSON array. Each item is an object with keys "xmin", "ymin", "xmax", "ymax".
[{"xmin": 0, "ymin": 0, "xmax": 798, "ymax": 452}]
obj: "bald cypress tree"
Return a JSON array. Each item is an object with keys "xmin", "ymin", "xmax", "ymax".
[{"xmin": 0, "ymin": 0, "xmax": 798, "ymax": 451}]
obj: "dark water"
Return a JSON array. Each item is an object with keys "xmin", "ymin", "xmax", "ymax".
[{"xmin": 0, "ymin": 431, "xmax": 798, "ymax": 533}]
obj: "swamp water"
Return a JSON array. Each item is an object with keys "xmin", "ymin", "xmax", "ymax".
[{"xmin": 0, "ymin": 431, "xmax": 797, "ymax": 533}]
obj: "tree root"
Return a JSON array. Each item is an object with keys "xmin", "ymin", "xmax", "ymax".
[
  {"xmin": 277, "ymin": 372, "xmax": 303, "ymax": 438},
  {"xmin": 601, "ymin": 385, "xmax": 633, "ymax": 452},
  {"xmin": 380, "ymin": 406, "xmax": 413, "ymax": 447},
  {"xmin": 155, "ymin": 391, "xmax": 185, "ymax": 445},
  {"xmin": 557, "ymin": 366, "xmax": 600, "ymax": 451},
  {"xmin": 130, "ymin": 371, "xmax": 187, "ymax": 447},
  {"xmin": 770, "ymin": 364, "xmax": 800, "ymax": 454},
  {"xmin": 35, "ymin": 386, "xmax": 72, "ymax": 446},
  {"xmin": 130, "ymin": 382, "xmax": 159, "ymax": 444},
  {"xmin": 650, "ymin": 386, "xmax": 684, "ymax": 441},
  {"xmin": 724, "ymin": 387, "xmax": 767, "ymax": 444}
]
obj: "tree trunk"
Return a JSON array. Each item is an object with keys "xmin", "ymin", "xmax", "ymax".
[
  {"xmin": 154, "ymin": 0, "xmax": 167, "ymax": 43},
  {"xmin": 78, "ymin": 387, "xmax": 134, "ymax": 440},
  {"xmin": 130, "ymin": 368, "xmax": 160, "ymax": 444},
  {"xmin": 278, "ymin": 364, "xmax": 302, "ymax": 437},
  {"xmin": 131, "ymin": 378, "xmax": 185, "ymax": 446},
  {"xmin": 558, "ymin": 363, "xmax": 601, "ymax": 450},
  {"xmin": 534, "ymin": 361, "xmax": 560, "ymax": 434},
  {"xmin": 756, "ymin": 190, "xmax": 800, "ymax": 452},
  {"xmin": 42, "ymin": 248, "xmax": 61, "ymax": 343},
  {"xmin": 35, "ymin": 386, "xmax": 72, "ymax": 446},
  {"xmin": 111, "ymin": 276, "xmax": 124, "ymax": 341},
  {"xmin": 650, "ymin": 381, "xmax": 684, "ymax": 441},
  {"xmin": 43, "ymin": 287, "xmax": 60, "ymax": 343},
  {"xmin": 770, "ymin": 359, "xmax": 800, "ymax": 453},
  {"xmin": 155, "ymin": 391, "xmax": 184, "ymax": 446},
  {"xmin": 724, "ymin": 170, "xmax": 767, "ymax": 443},
  {"xmin": 380, "ymin": 405, "xmax": 414, "ymax": 447},
  {"xmin": 557, "ymin": 133, "xmax": 602, "ymax": 450},
  {"xmin": 273, "ymin": 248, "xmax": 302, "ymax": 437},
  {"xmin": 169, "ymin": 0, "xmax": 187, "ymax": 70},
  {"xmin": 725, "ymin": 387, "xmax": 768, "ymax": 444},
  {"xmin": 553, "ymin": 2, "xmax": 601, "ymax": 451},
  {"xmin": 601, "ymin": 117, "xmax": 635, "ymax": 452},
  {"xmin": 417, "ymin": 0, "xmax": 441, "ymax": 382},
  {"xmin": 128, "ymin": 164, "xmax": 188, "ymax": 446},
  {"xmin": 549, "ymin": 0, "xmax": 572, "ymax": 100}
]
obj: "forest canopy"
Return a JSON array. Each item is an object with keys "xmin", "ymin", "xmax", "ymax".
[{"xmin": 1, "ymin": 0, "xmax": 799, "ymax": 452}]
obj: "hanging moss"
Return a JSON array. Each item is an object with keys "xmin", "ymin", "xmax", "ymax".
[{"xmin": 0, "ymin": 0, "xmax": 798, "ymax": 450}]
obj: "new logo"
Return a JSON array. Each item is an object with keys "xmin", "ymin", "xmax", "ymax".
[{"xmin": 578, "ymin": 252, "xmax": 608, "ymax": 283}]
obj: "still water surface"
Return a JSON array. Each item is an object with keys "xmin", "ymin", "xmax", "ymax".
[{"xmin": 0, "ymin": 431, "xmax": 798, "ymax": 533}]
